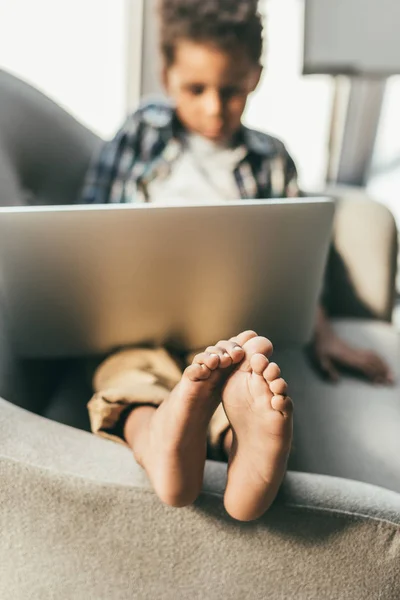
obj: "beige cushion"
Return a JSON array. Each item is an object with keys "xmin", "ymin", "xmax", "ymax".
[{"xmin": 327, "ymin": 188, "xmax": 398, "ymax": 321}]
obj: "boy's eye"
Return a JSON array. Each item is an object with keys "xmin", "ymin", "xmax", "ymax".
[
  {"xmin": 187, "ymin": 84, "xmax": 205, "ymax": 96},
  {"xmin": 221, "ymin": 86, "xmax": 242, "ymax": 100}
]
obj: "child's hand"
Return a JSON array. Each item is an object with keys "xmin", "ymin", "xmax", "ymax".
[{"xmin": 309, "ymin": 329, "xmax": 394, "ymax": 385}]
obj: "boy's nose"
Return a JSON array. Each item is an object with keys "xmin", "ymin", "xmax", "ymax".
[{"xmin": 203, "ymin": 90, "xmax": 223, "ymax": 118}]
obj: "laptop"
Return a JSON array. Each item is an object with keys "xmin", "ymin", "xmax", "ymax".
[{"xmin": 0, "ymin": 198, "xmax": 334, "ymax": 358}]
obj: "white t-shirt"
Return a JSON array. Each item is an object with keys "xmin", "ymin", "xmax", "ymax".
[{"xmin": 148, "ymin": 134, "xmax": 247, "ymax": 205}]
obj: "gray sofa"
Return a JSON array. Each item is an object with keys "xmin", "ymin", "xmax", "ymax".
[{"xmin": 1, "ymin": 68, "xmax": 400, "ymax": 599}]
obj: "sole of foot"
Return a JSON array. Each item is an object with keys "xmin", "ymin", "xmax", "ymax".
[
  {"xmin": 222, "ymin": 335, "xmax": 293, "ymax": 521},
  {"xmin": 136, "ymin": 337, "xmax": 247, "ymax": 507}
]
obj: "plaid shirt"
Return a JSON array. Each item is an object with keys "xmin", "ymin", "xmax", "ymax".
[{"xmin": 81, "ymin": 98, "xmax": 299, "ymax": 204}]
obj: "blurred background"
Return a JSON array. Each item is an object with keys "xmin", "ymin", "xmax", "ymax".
[{"xmin": 0, "ymin": 0, "xmax": 399, "ymax": 232}]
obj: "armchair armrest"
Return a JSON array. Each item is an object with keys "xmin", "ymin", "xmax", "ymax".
[
  {"xmin": 1, "ymin": 398, "xmax": 400, "ymax": 599},
  {"xmin": 326, "ymin": 186, "xmax": 398, "ymax": 321}
]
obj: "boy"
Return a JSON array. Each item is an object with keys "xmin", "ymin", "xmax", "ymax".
[{"xmin": 83, "ymin": 0, "xmax": 391, "ymax": 521}]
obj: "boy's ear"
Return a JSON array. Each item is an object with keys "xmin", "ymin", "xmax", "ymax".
[{"xmin": 250, "ymin": 65, "xmax": 263, "ymax": 92}]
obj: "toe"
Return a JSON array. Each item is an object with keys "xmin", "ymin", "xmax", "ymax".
[
  {"xmin": 230, "ymin": 331, "xmax": 258, "ymax": 346},
  {"xmin": 185, "ymin": 363, "xmax": 212, "ymax": 382},
  {"xmin": 239, "ymin": 336, "xmax": 273, "ymax": 372},
  {"xmin": 193, "ymin": 352, "xmax": 220, "ymax": 371},
  {"xmin": 243, "ymin": 336, "xmax": 273, "ymax": 358},
  {"xmin": 250, "ymin": 353, "xmax": 269, "ymax": 375},
  {"xmin": 215, "ymin": 340, "xmax": 245, "ymax": 365},
  {"xmin": 269, "ymin": 378, "xmax": 288, "ymax": 396},
  {"xmin": 271, "ymin": 395, "xmax": 293, "ymax": 415},
  {"xmin": 264, "ymin": 362, "xmax": 281, "ymax": 382},
  {"xmin": 205, "ymin": 346, "xmax": 234, "ymax": 368}
]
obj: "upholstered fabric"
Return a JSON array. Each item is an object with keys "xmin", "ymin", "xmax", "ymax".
[
  {"xmin": 1, "ymin": 398, "xmax": 400, "ymax": 600},
  {"xmin": 0, "ymin": 69, "xmax": 100, "ymax": 207},
  {"xmin": 276, "ymin": 319, "xmax": 400, "ymax": 492}
]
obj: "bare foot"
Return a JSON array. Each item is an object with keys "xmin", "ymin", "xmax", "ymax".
[
  {"xmin": 222, "ymin": 336, "xmax": 293, "ymax": 521},
  {"xmin": 126, "ymin": 339, "xmax": 245, "ymax": 507}
]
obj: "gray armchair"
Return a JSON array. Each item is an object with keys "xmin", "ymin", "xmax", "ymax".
[
  {"xmin": 1, "ymin": 397, "xmax": 400, "ymax": 599},
  {"xmin": 1, "ymin": 68, "xmax": 400, "ymax": 599}
]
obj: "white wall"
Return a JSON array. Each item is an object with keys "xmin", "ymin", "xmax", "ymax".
[
  {"xmin": 0, "ymin": 0, "xmax": 131, "ymax": 139},
  {"xmin": 372, "ymin": 77, "xmax": 400, "ymax": 171}
]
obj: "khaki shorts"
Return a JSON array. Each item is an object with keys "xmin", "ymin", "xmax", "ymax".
[{"xmin": 87, "ymin": 347, "xmax": 231, "ymax": 461}]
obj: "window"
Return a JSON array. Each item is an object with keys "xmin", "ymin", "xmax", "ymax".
[
  {"xmin": 368, "ymin": 77, "xmax": 400, "ymax": 225},
  {"xmin": 0, "ymin": 0, "xmax": 141, "ymax": 138},
  {"xmin": 244, "ymin": 0, "xmax": 334, "ymax": 191}
]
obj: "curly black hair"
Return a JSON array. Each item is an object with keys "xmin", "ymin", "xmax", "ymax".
[{"xmin": 158, "ymin": 0, "xmax": 264, "ymax": 67}]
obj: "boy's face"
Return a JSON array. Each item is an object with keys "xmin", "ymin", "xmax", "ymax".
[{"xmin": 163, "ymin": 40, "xmax": 261, "ymax": 144}]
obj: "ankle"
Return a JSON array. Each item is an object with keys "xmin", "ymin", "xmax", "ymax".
[
  {"xmin": 125, "ymin": 406, "xmax": 203, "ymax": 507},
  {"xmin": 222, "ymin": 428, "xmax": 233, "ymax": 458},
  {"xmin": 124, "ymin": 405, "xmax": 156, "ymax": 466}
]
